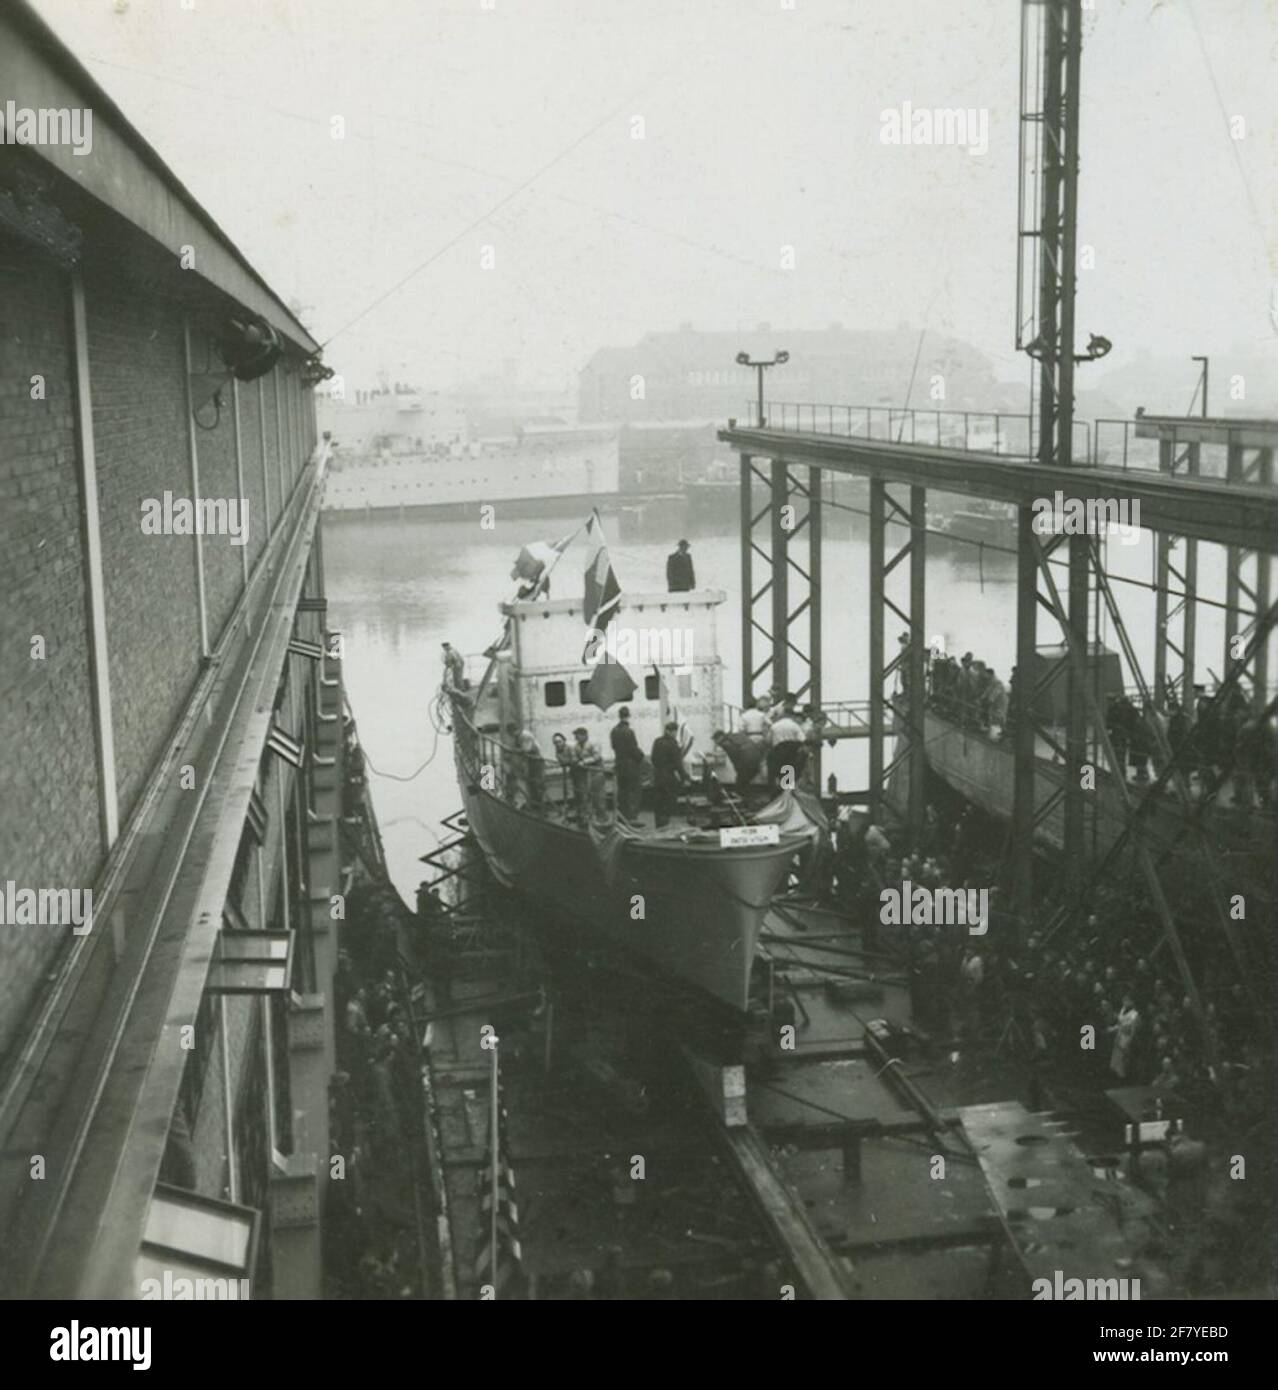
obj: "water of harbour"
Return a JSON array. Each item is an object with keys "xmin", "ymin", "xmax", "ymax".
[{"xmin": 324, "ymin": 501, "xmax": 1229, "ymax": 908}]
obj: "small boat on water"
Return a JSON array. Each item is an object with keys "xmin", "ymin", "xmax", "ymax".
[{"xmin": 443, "ymin": 518, "xmax": 823, "ymax": 1011}]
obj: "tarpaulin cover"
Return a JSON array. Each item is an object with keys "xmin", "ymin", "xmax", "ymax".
[{"xmin": 586, "ymin": 789, "xmax": 825, "ymax": 888}]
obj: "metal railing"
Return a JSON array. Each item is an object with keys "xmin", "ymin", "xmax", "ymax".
[{"xmin": 739, "ymin": 401, "xmax": 1278, "ymax": 481}]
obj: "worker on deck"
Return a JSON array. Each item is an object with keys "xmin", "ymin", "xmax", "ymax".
[
  {"xmin": 570, "ymin": 726, "xmax": 606, "ymax": 821},
  {"xmin": 650, "ymin": 720, "xmax": 689, "ymax": 827},
  {"xmin": 441, "ymin": 641, "xmax": 466, "ymax": 688},
  {"xmin": 609, "ymin": 705, "xmax": 645, "ymax": 821},
  {"xmin": 767, "ymin": 703, "xmax": 807, "ymax": 790},
  {"xmin": 739, "ymin": 695, "xmax": 773, "ymax": 745},
  {"xmin": 519, "ymin": 727, "xmax": 546, "ymax": 808},
  {"xmin": 712, "ymin": 728, "xmax": 765, "ymax": 787},
  {"xmin": 666, "ymin": 539, "xmax": 696, "ymax": 592},
  {"xmin": 551, "ymin": 731, "xmax": 574, "ymax": 812}
]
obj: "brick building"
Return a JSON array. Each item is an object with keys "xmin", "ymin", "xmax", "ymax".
[
  {"xmin": 0, "ymin": 3, "xmax": 344, "ymax": 1298},
  {"xmin": 578, "ymin": 322, "xmax": 1006, "ymax": 425}
]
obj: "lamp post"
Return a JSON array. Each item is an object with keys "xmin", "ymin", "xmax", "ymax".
[
  {"xmin": 1191, "ymin": 355, "xmax": 1209, "ymax": 419},
  {"xmin": 736, "ymin": 350, "xmax": 789, "ymax": 427}
]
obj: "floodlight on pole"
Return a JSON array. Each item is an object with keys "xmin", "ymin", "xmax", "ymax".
[{"xmin": 735, "ymin": 350, "xmax": 790, "ymax": 427}]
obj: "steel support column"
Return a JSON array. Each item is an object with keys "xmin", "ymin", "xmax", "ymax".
[
  {"xmin": 1063, "ymin": 533, "xmax": 1089, "ymax": 864},
  {"xmin": 868, "ymin": 479, "xmax": 886, "ymax": 821},
  {"xmin": 740, "ymin": 453, "xmax": 754, "ymax": 707},
  {"xmin": 867, "ymin": 479, "xmax": 924, "ymax": 829},
  {"xmin": 907, "ymin": 485, "xmax": 927, "ymax": 835},
  {"xmin": 1224, "ymin": 444, "xmax": 1274, "ymax": 709},
  {"xmin": 808, "ymin": 467, "xmax": 824, "ymax": 790},
  {"xmin": 1011, "ymin": 505, "xmax": 1039, "ymax": 922},
  {"xmin": 738, "ymin": 455, "xmax": 822, "ymax": 718},
  {"xmin": 770, "ymin": 458, "xmax": 790, "ymax": 697},
  {"xmin": 1153, "ymin": 438, "xmax": 1200, "ymax": 715}
]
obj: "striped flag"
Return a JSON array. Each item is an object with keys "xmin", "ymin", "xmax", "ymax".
[{"xmin": 582, "ymin": 510, "xmax": 622, "ymax": 642}]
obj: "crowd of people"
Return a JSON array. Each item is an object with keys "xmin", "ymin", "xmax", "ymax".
[
  {"xmin": 327, "ymin": 882, "xmax": 427, "ymax": 1299},
  {"xmin": 921, "ymin": 635, "xmax": 1277, "ymax": 807},
  {"xmin": 1104, "ymin": 685, "xmax": 1278, "ymax": 806},
  {"xmin": 476, "ymin": 683, "xmax": 832, "ymax": 831},
  {"xmin": 829, "ymin": 802, "xmax": 1264, "ymax": 1130},
  {"xmin": 924, "ymin": 646, "xmax": 1010, "ymax": 737},
  {"xmin": 716, "ymin": 689, "xmax": 830, "ymax": 792},
  {"xmin": 487, "ymin": 709, "xmax": 697, "ymax": 829}
]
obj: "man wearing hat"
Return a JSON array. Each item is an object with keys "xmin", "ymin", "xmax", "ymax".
[
  {"xmin": 666, "ymin": 539, "xmax": 696, "ymax": 593},
  {"xmin": 650, "ymin": 720, "xmax": 689, "ymax": 826},
  {"xmin": 609, "ymin": 705, "xmax": 645, "ymax": 820}
]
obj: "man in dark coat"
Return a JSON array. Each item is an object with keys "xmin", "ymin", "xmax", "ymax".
[
  {"xmin": 609, "ymin": 706, "xmax": 645, "ymax": 820},
  {"xmin": 650, "ymin": 720, "xmax": 688, "ymax": 827},
  {"xmin": 666, "ymin": 539, "xmax": 695, "ymax": 592},
  {"xmin": 712, "ymin": 728, "xmax": 765, "ymax": 787}
]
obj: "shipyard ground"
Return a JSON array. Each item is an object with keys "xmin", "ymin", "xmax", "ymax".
[{"xmin": 378, "ymin": 855, "xmax": 1267, "ymax": 1301}]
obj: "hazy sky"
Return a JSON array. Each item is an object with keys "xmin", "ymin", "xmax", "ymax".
[{"xmin": 35, "ymin": 0, "xmax": 1278, "ymax": 397}]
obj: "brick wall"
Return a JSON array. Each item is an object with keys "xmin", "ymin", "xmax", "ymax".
[
  {"xmin": 235, "ymin": 378, "xmax": 269, "ymax": 570},
  {"xmin": 0, "ymin": 238, "xmax": 102, "ymax": 1063},
  {"xmin": 83, "ymin": 252, "xmax": 203, "ymax": 818},
  {"xmin": 185, "ymin": 324, "xmax": 244, "ymax": 644}
]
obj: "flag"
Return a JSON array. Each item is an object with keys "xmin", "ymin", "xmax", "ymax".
[
  {"xmin": 653, "ymin": 665, "xmax": 693, "ymax": 756},
  {"xmin": 511, "ymin": 532, "xmax": 574, "ymax": 592},
  {"xmin": 582, "ymin": 659, "xmax": 636, "ymax": 712},
  {"xmin": 485, "ymin": 531, "xmax": 577, "ymax": 665},
  {"xmin": 582, "ymin": 511, "xmax": 622, "ymax": 641}
]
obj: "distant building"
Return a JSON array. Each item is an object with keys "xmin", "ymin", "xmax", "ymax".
[{"xmin": 579, "ymin": 322, "xmax": 1004, "ymax": 424}]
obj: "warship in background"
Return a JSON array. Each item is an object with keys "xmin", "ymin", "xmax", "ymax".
[{"xmin": 318, "ymin": 385, "xmax": 621, "ymax": 517}]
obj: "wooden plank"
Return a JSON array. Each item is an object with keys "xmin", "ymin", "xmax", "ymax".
[{"xmin": 723, "ymin": 1126, "xmax": 854, "ymax": 1301}]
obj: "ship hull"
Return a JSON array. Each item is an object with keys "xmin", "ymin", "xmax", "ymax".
[
  {"xmin": 922, "ymin": 710, "xmax": 1260, "ymax": 859},
  {"xmin": 454, "ymin": 760, "xmax": 800, "ymax": 1012},
  {"xmin": 323, "ymin": 490, "xmax": 617, "ymax": 520}
]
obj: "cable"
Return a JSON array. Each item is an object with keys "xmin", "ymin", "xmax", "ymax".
[
  {"xmin": 358, "ymin": 698, "xmax": 445, "ymax": 782},
  {"xmin": 320, "ymin": 77, "xmax": 672, "ymax": 350}
]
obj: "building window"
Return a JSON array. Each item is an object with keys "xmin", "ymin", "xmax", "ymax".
[
  {"xmin": 578, "ymin": 680, "xmax": 592, "ymax": 704},
  {"xmin": 544, "ymin": 681, "xmax": 566, "ymax": 708},
  {"xmin": 644, "ymin": 674, "xmax": 660, "ymax": 701}
]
